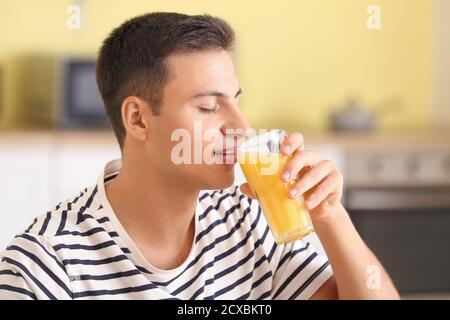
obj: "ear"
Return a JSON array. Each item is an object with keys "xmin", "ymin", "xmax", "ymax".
[{"xmin": 121, "ymin": 96, "xmax": 152, "ymax": 143}]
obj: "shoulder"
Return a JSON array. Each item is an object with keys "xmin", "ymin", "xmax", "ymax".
[
  {"xmin": 1, "ymin": 184, "xmax": 107, "ymax": 271},
  {"xmin": 0, "ymin": 185, "xmax": 109, "ymax": 299},
  {"xmin": 18, "ymin": 185, "xmax": 103, "ymax": 239}
]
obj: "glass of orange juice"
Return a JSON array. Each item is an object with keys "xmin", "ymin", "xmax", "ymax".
[{"xmin": 237, "ymin": 129, "xmax": 314, "ymax": 244}]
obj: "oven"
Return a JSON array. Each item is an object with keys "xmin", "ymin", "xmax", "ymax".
[{"xmin": 345, "ymin": 150, "xmax": 450, "ymax": 298}]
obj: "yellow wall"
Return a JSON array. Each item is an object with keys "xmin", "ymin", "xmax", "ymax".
[{"xmin": 0, "ymin": 0, "xmax": 432, "ymax": 132}]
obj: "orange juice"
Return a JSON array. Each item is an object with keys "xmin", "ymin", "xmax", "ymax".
[{"xmin": 238, "ymin": 153, "xmax": 314, "ymax": 244}]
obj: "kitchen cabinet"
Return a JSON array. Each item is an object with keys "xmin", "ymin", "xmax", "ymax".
[{"xmin": 0, "ymin": 145, "xmax": 51, "ymax": 247}]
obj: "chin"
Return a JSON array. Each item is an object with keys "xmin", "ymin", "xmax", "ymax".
[{"xmin": 207, "ymin": 169, "xmax": 235, "ymax": 190}]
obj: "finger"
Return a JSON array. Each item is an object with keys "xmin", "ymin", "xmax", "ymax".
[
  {"xmin": 280, "ymin": 150, "xmax": 323, "ymax": 183},
  {"xmin": 287, "ymin": 160, "xmax": 335, "ymax": 197},
  {"xmin": 240, "ymin": 183, "xmax": 257, "ymax": 199},
  {"xmin": 303, "ymin": 172, "xmax": 341, "ymax": 209},
  {"xmin": 281, "ymin": 132, "xmax": 304, "ymax": 156}
]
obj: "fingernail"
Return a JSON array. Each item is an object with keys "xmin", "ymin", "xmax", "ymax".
[
  {"xmin": 281, "ymin": 171, "xmax": 290, "ymax": 182},
  {"xmin": 283, "ymin": 145, "xmax": 291, "ymax": 155},
  {"xmin": 289, "ymin": 188, "xmax": 298, "ymax": 197}
]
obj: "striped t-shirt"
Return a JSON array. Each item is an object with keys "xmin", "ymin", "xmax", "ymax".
[{"xmin": 0, "ymin": 159, "xmax": 333, "ymax": 300}]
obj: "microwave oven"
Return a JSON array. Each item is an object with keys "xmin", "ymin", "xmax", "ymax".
[{"xmin": 15, "ymin": 55, "xmax": 110, "ymax": 129}]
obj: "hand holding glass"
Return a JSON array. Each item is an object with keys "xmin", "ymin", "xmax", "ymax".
[{"xmin": 237, "ymin": 130, "xmax": 314, "ymax": 244}]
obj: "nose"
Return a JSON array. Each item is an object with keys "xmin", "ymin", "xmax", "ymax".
[{"xmin": 221, "ymin": 104, "xmax": 252, "ymax": 141}]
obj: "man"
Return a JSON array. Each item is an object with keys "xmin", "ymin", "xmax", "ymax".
[{"xmin": 0, "ymin": 12, "xmax": 399, "ymax": 300}]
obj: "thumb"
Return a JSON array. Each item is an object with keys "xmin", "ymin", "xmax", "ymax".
[{"xmin": 240, "ymin": 183, "xmax": 257, "ymax": 199}]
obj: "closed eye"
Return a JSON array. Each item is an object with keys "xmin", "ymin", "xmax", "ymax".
[{"xmin": 199, "ymin": 105, "xmax": 219, "ymax": 114}]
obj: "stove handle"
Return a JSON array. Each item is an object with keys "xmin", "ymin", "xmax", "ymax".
[{"xmin": 346, "ymin": 188, "xmax": 450, "ymax": 210}]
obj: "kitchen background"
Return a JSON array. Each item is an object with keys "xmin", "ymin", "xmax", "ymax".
[{"xmin": 0, "ymin": 0, "xmax": 449, "ymax": 299}]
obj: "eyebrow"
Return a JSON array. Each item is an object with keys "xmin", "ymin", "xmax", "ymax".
[{"xmin": 191, "ymin": 87, "xmax": 242, "ymax": 99}]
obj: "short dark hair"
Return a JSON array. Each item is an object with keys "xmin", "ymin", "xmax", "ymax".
[{"xmin": 96, "ymin": 12, "xmax": 235, "ymax": 149}]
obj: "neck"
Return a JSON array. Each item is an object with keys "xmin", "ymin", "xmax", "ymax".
[{"xmin": 105, "ymin": 154, "xmax": 199, "ymax": 267}]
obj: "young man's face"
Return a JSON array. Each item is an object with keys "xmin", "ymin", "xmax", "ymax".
[{"xmin": 144, "ymin": 49, "xmax": 250, "ymax": 191}]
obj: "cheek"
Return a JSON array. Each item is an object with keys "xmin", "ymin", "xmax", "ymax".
[
  {"xmin": 152, "ymin": 114, "xmax": 186, "ymax": 152},
  {"xmin": 152, "ymin": 110, "xmax": 225, "ymax": 166}
]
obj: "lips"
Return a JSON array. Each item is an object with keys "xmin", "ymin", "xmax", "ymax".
[{"xmin": 213, "ymin": 149, "xmax": 237, "ymax": 164}]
